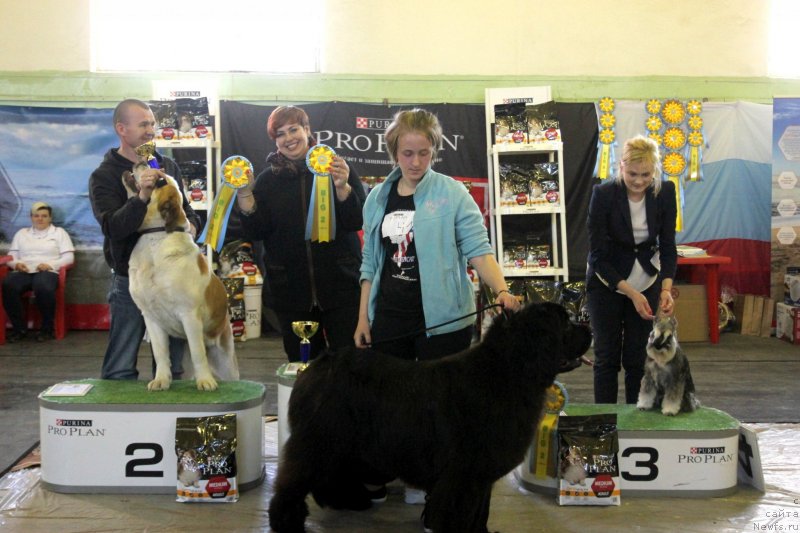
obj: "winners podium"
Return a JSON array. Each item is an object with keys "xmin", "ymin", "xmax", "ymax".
[
  {"xmin": 39, "ymin": 379, "xmax": 265, "ymax": 494},
  {"xmin": 516, "ymin": 404, "xmax": 740, "ymax": 497}
]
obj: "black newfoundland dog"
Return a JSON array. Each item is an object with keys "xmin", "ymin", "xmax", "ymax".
[{"xmin": 269, "ymin": 302, "xmax": 592, "ymax": 533}]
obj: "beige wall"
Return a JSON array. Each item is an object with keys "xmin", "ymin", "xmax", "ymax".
[{"xmin": 1, "ymin": 0, "xmax": 770, "ymax": 77}]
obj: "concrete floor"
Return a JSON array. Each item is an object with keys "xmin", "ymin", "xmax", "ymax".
[{"xmin": 1, "ymin": 327, "xmax": 799, "ymax": 531}]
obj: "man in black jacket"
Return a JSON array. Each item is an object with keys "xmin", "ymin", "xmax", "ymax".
[{"xmin": 89, "ymin": 98, "xmax": 201, "ymax": 380}]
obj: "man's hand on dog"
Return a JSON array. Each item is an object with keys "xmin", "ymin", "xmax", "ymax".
[
  {"xmin": 496, "ymin": 291, "xmax": 521, "ymax": 312},
  {"xmin": 136, "ymin": 168, "xmax": 167, "ymax": 203}
]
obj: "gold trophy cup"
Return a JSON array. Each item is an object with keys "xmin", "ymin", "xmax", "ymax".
[{"xmin": 291, "ymin": 321, "xmax": 319, "ymax": 369}]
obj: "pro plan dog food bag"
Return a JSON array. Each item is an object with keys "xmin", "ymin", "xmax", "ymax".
[
  {"xmin": 175, "ymin": 414, "xmax": 239, "ymax": 503},
  {"xmin": 557, "ymin": 414, "xmax": 621, "ymax": 506}
]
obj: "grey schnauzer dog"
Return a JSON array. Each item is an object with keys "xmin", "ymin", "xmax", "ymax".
[{"xmin": 637, "ymin": 314, "xmax": 700, "ymax": 416}]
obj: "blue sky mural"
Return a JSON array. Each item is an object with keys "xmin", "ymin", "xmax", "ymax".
[{"xmin": 0, "ymin": 105, "xmax": 116, "ymax": 247}]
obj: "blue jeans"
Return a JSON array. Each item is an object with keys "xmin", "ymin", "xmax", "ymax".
[{"xmin": 100, "ymin": 274, "xmax": 185, "ymax": 380}]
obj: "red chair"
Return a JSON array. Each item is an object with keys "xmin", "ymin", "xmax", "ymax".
[{"xmin": 0, "ymin": 260, "xmax": 72, "ymax": 343}]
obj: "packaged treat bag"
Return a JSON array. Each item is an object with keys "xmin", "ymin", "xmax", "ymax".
[
  {"xmin": 558, "ymin": 413, "xmax": 621, "ymax": 506},
  {"xmin": 175, "ymin": 413, "xmax": 239, "ymax": 502}
]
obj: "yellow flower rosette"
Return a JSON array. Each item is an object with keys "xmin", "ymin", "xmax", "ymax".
[
  {"xmin": 661, "ymin": 99, "xmax": 686, "ymax": 125},
  {"xmin": 599, "ymin": 113, "xmax": 616, "ymax": 128},
  {"xmin": 663, "ymin": 152, "xmax": 687, "ymax": 176},
  {"xmin": 646, "ymin": 115, "xmax": 663, "ymax": 132},
  {"xmin": 648, "ymin": 132, "xmax": 663, "ymax": 145},
  {"xmin": 646, "ymin": 99, "xmax": 662, "ymax": 115},
  {"xmin": 687, "ymin": 99, "xmax": 703, "ymax": 115},
  {"xmin": 199, "ymin": 155, "xmax": 254, "ymax": 252},
  {"xmin": 688, "ymin": 130, "xmax": 704, "ymax": 147},
  {"xmin": 598, "ymin": 97, "xmax": 615, "ymax": 113},
  {"xmin": 306, "ymin": 144, "xmax": 335, "ymax": 176},
  {"xmin": 663, "ymin": 127, "xmax": 687, "ymax": 150},
  {"xmin": 688, "ymin": 115, "xmax": 703, "ymax": 130},
  {"xmin": 599, "ymin": 128, "xmax": 615, "ymax": 145}
]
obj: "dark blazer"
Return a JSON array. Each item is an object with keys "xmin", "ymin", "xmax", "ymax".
[{"xmin": 586, "ymin": 178, "xmax": 677, "ymax": 291}]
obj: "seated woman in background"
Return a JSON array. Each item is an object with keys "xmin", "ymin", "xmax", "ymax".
[{"xmin": 2, "ymin": 202, "xmax": 74, "ymax": 342}]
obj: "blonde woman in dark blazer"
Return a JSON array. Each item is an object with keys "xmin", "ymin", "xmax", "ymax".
[{"xmin": 586, "ymin": 135, "xmax": 678, "ymax": 404}]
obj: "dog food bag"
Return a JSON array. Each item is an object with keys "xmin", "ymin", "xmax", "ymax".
[
  {"xmin": 222, "ymin": 277, "xmax": 247, "ymax": 341},
  {"xmin": 557, "ymin": 413, "xmax": 620, "ymax": 506},
  {"xmin": 175, "ymin": 413, "xmax": 239, "ymax": 503}
]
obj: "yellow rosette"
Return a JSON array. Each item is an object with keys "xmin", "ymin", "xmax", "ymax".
[
  {"xmin": 687, "ymin": 99, "xmax": 703, "ymax": 115},
  {"xmin": 598, "ymin": 97, "xmax": 615, "ymax": 113},
  {"xmin": 646, "ymin": 115, "xmax": 663, "ymax": 132},
  {"xmin": 687, "ymin": 105, "xmax": 704, "ymax": 182},
  {"xmin": 305, "ymin": 144, "xmax": 338, "ymax": 242},
  {"xmin": 661, "ymin": 99, "xmax": 686, "ymax": 125},
  {"xmin": 646, "ymin": 99, "xmax": 662, "ymax": 115},
  {"xmin": 599, "ymin": 112, "xmax": 616, "ymax": 128},
  {"xmin": 663, "ymin": 152, "xmax": 686, "ymax": 176},
  {"xmin": 648, "ymin": 132, "xmax": 663, "ymax": 145},
  {"xmin": 534, "ymin": 381, "xmax": 568, "ymax": 478},
  {"xmin": 663, "ymin": 127, "xmax": 687, "ymax": 151},
  {"xmin": 595, "ymin": 97, "xmax": 617, "ymax": 180},
  {"xmin": 199, "ymin": 155, "xmax": 253, "ymax": 252}
]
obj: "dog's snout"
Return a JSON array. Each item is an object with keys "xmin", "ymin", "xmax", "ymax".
[{"xmin": 155, "ymin": 177, "xmax": 168, "ymax": 188}]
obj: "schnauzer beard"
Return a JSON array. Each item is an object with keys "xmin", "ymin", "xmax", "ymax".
[{"xmin": 646, "ymin": 315, "xmax": 678, "ymax": 366}]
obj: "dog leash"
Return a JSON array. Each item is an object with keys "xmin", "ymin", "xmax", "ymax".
[{"xmin": 367, "ymin": 303, "xmax": 507, "ymax": 346}]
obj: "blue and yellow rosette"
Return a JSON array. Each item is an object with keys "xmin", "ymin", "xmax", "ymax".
[
  {"xmin": 534, "ymin": 380, "xmax": 568, "ymax": 478},
  {"xmin": 305, "ymin": 144, "xmax": 337, "ymax": 242},
  {"xmin": 199, "ymin": 155, "xmax": 253, "ymax": 252},
  {"xmin": 686, "ymin": 100, "xmax": 704, "ymax": 181},
  {"xmin": 595, "ymin": 97, "xmax": 616, "ymax": 180}
]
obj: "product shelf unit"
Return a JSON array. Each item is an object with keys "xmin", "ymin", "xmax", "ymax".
[
  {"xmin": 155, "ymin": 138, "xmax": 220, "ymax": 262},
  {"xmin": 491, "ymin": 142, "xmax": 569, "ymax": 280}
]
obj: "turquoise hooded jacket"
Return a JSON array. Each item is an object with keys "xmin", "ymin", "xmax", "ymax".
[{"xmin": 360, "ymin": 166, "xmax": 493, "ymax": 336}]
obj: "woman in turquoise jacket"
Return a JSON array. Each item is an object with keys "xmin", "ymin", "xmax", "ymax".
[{"xmin": 355, "ymin": 108, "xmax": 519, "ymax": 361}]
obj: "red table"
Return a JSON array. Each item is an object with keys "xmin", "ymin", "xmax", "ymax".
[{"xmin": 677, "ymin": 255, "xmax": 732, "ymax": 344}]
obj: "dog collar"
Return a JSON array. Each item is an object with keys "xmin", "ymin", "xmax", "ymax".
[{"xmin": 139, "ymin": 226, "xmax": 188, "ymax": 234}]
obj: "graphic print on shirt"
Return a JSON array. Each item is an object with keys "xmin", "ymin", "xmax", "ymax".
[{"xmin": 381, "ymin": 209, "xmax": 416, "ymax": 281}]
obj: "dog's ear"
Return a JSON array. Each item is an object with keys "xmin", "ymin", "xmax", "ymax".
[{"xmin": 122, "ymin": 171, "xmax": 139, "ymax": 197}]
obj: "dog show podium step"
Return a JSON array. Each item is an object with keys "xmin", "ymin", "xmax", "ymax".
[
  {"xmin": 39, "ymin": 379, "xmax": 265, "ymax": 494},
  {"xmin": 516, "ymin": 403, "xmax": 740, "ymax": 497}
]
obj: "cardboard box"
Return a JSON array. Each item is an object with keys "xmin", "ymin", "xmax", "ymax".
[
  {"xmin": 672, "ymin": 284, "xmax": 709, "ymax": 342},
  {"xmin": 776, "ymin": 303, "xmax": 800, "ymax": 345},
  {"xmin": 733, "ymin": 294, "xmax": 774, "ymax": 337}
]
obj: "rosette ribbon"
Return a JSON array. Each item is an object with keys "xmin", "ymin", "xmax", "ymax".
[
  {"xmin": 687, "ymin": 100, "xmax": 704, "ymax": 181},
  {"xmin": 305, "ymin": 144, "xmax": 337, "ymax": 242},
  {"xmin": 135, "ymin": 141, "xmax": 160, "ymax": 169},
  {"xmin": 534, "ymin": 380, "xmax": 568, "ymax": 478},
  {"xmin": 199, "ymin": 155, "xmax": 253, "ymax": 252},
  {"xmin": 595, "ymin": 97, "xmax": 616, "ymax": 180}
]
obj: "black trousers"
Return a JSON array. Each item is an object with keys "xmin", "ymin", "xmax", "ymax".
[
  {"xmin": 587, "ymin": 281, "xmax": 660, "ymax": 404},
  {"xmin": 1, "ymin": 270, "xmax": 59, "ymax": 332},
  {"xmin": 276, "ymin": 304, "xmax": 359, "ymax": 362}
]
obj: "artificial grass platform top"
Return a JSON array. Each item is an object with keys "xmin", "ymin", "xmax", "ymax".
[
  {"xmin": 38, "ymin": 379, "xmax": 265, "ymax": 406},
  {"xmin": 564, "ymin": 403, "xmax": 739, "ymax": 432}
]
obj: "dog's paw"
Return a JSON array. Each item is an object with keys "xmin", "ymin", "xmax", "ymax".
[
  {"xmin": 147, "ymin": 377, "xmax": 172, "ymax": 391},
  {"xmin": 636, "ymin": 401, "xmax": 651, "ymax": 411},
  {"xmin": 195, "ymin": 375, "xmax": 219, "ymax": 391},
  {"xmin": 661, "ymin": 407, "xmax": 679, "ymax": 416}
]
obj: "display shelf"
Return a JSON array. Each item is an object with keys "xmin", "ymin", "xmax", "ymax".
[
  {"xmin": 155, "ymin": 138, "xmax": 220, "ymax": 261},
  {"xmin": 484, "ymin": 86, "xmax": 570, "ymax": 298}
]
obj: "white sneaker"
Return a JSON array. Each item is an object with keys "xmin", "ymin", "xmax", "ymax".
[{"xmin": 404, "ymin": 486, "xmax": 426, "ymax": 505}]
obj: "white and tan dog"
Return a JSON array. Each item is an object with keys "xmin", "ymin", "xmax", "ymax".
[{"xmin": 125, "ymin": 162, "xmax": 238, "ymax": 391}]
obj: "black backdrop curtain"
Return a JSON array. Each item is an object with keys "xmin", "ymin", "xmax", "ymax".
[{"xmin": 220, "ymin": 100, "xmax": 598, "ymax": 281}]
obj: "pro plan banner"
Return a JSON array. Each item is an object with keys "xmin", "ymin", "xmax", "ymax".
[{"xmin": 220, "ymin": 101, "xmax": 489, "ymax": 212}]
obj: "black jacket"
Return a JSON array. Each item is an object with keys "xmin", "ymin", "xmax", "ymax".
[
  {"xmin": 586, "ymin": 178, "xmax": 677, "ymax": 291},
  {"xmin": 238, "ymin": 156, "xmax": 365, "ymax": 313},
  {"xmin": 88, "ymin": 148, "xmax": 201, "ymax": 276}
]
